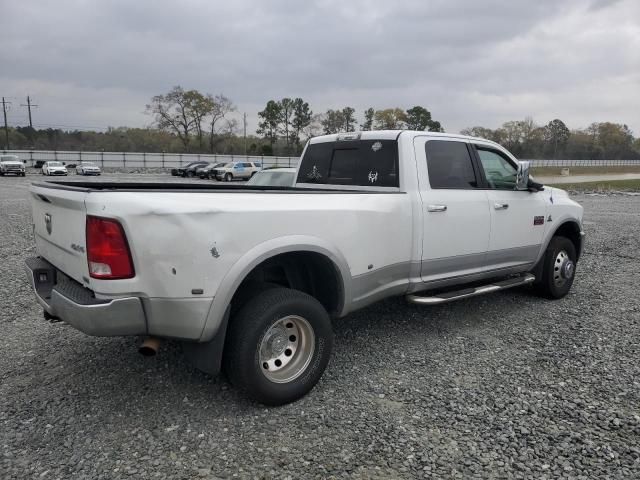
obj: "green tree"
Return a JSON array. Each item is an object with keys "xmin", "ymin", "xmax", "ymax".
[
  {"xmin": 543, "ymin": 119, "xmax": 570, "ymax": 158},
  {"xmin": 374, "ymin": 108, "xmax": 407, "ymax": 130},
  {"xmin": 361, "ymin": 108, "xmax": 374, "ymax": 131},
  {"xmin": 405, "ymin": 106, "xmax": 432, "ymax": 131},
  {"xmin": 278, "ymin": 97, "xmax": 296, "ymax": 153},
  {"xmin": 257, "ymin": 100, "xmax": 282, "ymax": 151},
  {"xmin": 291, "ymin": 98, "xmax": 312, "ymax": 150},
  {"xmin": 342, "ymin": 107, "xmax": 356, "ymax": 132},
  {"xmin": 594, "ymin": 122, "xmax": 634, "ymax": 159},
  {"xmin": 460, "ymin": 126, "xmax": 496, "ymax": 140},
  {"xmin": 321, "ymin": 109, "xmax": 345, "ymax": 134}
]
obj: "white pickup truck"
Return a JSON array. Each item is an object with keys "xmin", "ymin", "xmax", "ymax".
[{"xmin": 25, "ymin": 131, "xmax": 585, "ymax": 405}]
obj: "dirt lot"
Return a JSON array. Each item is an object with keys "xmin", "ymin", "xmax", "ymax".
[{"xmin": 1, "ymin": 174, "xmax": 639, "ymax": 479}]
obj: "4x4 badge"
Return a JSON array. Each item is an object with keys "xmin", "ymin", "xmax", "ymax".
[{"xmin": 44, "ymin": 213, "xmax": 52, "ymax": 235}]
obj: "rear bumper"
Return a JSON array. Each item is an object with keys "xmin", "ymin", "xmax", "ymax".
[
  {"xmin": 25, "ymin": 257, "xmax": 146, "ymax": 336},
  {"xmin": 25, "ymin": 256, "xmax": 214, "ymax": 340}
]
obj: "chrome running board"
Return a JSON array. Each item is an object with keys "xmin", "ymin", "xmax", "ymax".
[{"xmin": 406, "ymin": 273, "xmax": 536, "ymax": 305}]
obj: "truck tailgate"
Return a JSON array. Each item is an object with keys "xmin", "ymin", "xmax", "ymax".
[{"xmin": 30, "ymin": 184, "xmax": 89, "ymax": 285}]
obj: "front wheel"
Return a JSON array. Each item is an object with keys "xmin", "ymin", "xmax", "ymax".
[
  {"xmin": 224, "ymin": 173, "xmax": 232, "ymax": 182},
  {"xmin": 224, "ymin": 287, "xmax": 333, "ymax": 405},
  {"xmin": 533, "ymin": 236, "xmax": 577, "ymax": 299}
]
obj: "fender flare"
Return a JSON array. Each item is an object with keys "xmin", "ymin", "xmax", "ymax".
[
  {"xmin": 198, "ymin": 235, "xmax": 352, "ymax": 342},
  {"xmin": 534, "ymin": 218, "xmax": 584, "ymax": 266}
]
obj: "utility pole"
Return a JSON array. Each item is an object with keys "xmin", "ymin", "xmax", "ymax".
[
  {"xmin": 2, "ymin": 97, "xmax": 10, "ymax": 149},
  {"xmin": 20, "ymin": 96, "xmax": 38, "ymax": 129},
  {"xmin": 243, "ymin": 112, "xmax": 247, "ymax": 156},
  {"xmin": 20, "ymin": 96, "xmax": 38, "ymax": 147}
]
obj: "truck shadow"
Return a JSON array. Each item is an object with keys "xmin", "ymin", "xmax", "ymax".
[{"xmin": 39, "ymin": 286, "xmax": 552, "ymax": 418}]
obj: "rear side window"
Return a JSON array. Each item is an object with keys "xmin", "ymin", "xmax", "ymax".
[
  {"xmin": 425, "ymin": 140, "xmax": 478, "ymax": 189},
  {"xmin": 297, "ymin": 139, "xmax": 399, "ymax": 187}
]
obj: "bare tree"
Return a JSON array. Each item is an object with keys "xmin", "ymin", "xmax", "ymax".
[
  {"xmin": 146, "ymin": 86, "xmax": 199, "ymax": 149},
  {"xmin": 207, "ymin": 94, "xmax": 235, "ymax": 153}
]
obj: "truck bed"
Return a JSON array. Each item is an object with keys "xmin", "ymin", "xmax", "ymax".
[{"xmin": 32, "ymin": 180, "xmax": 400, "ymax": 194}]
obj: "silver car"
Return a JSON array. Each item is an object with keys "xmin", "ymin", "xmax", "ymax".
[
  {"xmin": 75, "ymin": 162, "xmax": 102, "ymax": 176},
  {"xmin": 246, "ymin": 167, "xmax": 296, "ymax": 187},
  {"xmin": 213, "ymin": 162, "xmax": 262, "ymax": 182}
]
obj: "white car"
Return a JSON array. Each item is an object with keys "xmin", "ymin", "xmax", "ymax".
[
  {"xmin": 212, "ymin": 161, "xmax": 262, "ymax": 181},
  {"xmin": 75, "ymin": 162, "xmax": 101, "ymax": 176},
  {"xmin": 42, "ymin": 161, "xmax": 68, "ymax": 176},
  {"xmin": 25, "ymin": 131, "xmax": 584, "ymax": 405},
  {"xmin": 0, "ymin": 154, "xmax": 26, "ymax": 176},
  {"xmin": 246, "ymin": 167, "xmax": 296, "ymax": 187}
]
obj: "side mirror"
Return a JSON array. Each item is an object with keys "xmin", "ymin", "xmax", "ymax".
[
  {"xmin": 23, "ymin": 160, "xmax": 27, "ymax": 164},
  {"xmin": 515, "ymin": 161, "xmax": 530, "ymax": 191}
]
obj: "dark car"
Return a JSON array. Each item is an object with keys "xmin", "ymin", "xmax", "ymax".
[
  {"xmin": 171, "ymin": 161, "xmax": 209, "ymax": 177},
  {"xmin": 197, "ymin": 162, "xmax": 226, "ymax": 179}
]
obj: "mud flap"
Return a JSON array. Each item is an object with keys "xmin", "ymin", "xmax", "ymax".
[{"xmin": 181, "ymin": 305, "xmax": 230, "ymax": 376}]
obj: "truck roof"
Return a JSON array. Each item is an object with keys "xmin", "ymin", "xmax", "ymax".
[{"xmin": 309, "ymin": 130, "xmax": 501, "ymax": 148}]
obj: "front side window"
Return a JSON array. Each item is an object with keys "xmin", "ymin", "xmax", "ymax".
[
  {"xmin": 475, "ymin": 148, "xmax": 517, "ymax": 190},
  {"xmin": 425, "ymin": 140, "xmax": 477, "ymax": 189}
]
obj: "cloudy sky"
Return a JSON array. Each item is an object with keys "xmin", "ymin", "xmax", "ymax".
[{"xmin": 1, "ymin": 0, "xmax": 639, "ymax": 135}]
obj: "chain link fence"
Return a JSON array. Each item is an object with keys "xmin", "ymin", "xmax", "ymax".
[
  {"xmin": 3, "ymin": 150, "xmax": 640, "ymax": 170},
  {"xmin": 1, "ymin": 150, "xmax": 299, "ymax": 169}
]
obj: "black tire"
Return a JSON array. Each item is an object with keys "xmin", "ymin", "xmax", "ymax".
[
  {"xmin": 224, "ymin": 173, "xmax": 232, "ymax": 182},
  {"xmin": 534, "ymin": 236, "xmax": 577, "ymax": 299},
  {"xmin": 223, "ymin": 287, "xmax": 333, "ymax": 405}
]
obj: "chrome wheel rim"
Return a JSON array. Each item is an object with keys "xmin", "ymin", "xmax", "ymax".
[
  {"xmin": 259, "ymin": 315, "xmax": 315, "ymax": 384},
  {"xmin": 553, "ymin": 250, "xmax": 574, "ymax": 287}
]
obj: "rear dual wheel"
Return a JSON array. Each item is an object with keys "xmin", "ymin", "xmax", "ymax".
[{"xmin": 224, "ymin": 287, "xmax": 333, "ymax": 405}]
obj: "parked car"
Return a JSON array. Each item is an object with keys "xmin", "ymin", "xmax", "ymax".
[
  {"xmin": 212, "ymin": 161, "xmax": 262, "ymax": 181},
  {"xmin": 246, "ymin": 167, "xmax": 296, "ymax": 187},
  {"xmin": 0, "ymin": 154, "xmax": 26, "ymax": 176},
  {"xmin": 75, "ymin": 162, "xmax": 102, "ymax": 176},
  {"xmin": 171, "ymin": 161, "xmax": 209, "ymax": 177},
  {"xmin": 41, "ymin": 161, "xmax": 68, "ymax": 176},
  {"xmin": 197, "ymin": 162, "xmax": 226, "ymax": 179},
  {"xmin": 25, "ymin": 130, "xmax": 584, "ymax": 405}
]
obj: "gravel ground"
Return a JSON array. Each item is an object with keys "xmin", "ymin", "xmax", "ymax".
[{"xmin": 1, "ymin": 174, "xmax": 639, "ymax": 479}]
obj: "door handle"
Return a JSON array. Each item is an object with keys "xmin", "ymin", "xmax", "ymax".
[
  {"xmin": 494, "ymin": 203, "xmax": 509, "ymax": 210},
  {"xmin": 427, "ymin": 204, "xmax": 447, "ymax": 212}
]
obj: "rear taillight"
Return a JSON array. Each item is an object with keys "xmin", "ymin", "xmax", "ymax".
[{"xmin": 86, "ymin": 216, "xmax": 135, "ymax": 279}]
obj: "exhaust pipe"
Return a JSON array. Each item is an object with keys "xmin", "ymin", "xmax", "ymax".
[{"xmin": 139, "ymin": 337, "xmax": 162, "ymax": 356}]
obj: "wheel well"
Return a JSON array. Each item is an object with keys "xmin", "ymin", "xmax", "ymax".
[
  {"xmin": 554, "ymin": 221, "xmax": 582, "ymax": 259},
  {"xmin": 231, "ymin": 251, "xmax": 343, "ymax": 316}
]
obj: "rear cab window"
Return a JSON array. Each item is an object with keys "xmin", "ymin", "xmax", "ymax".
[{"xmin": 297, "ymin": 137, "xmax": 399, "ymax": 188}]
